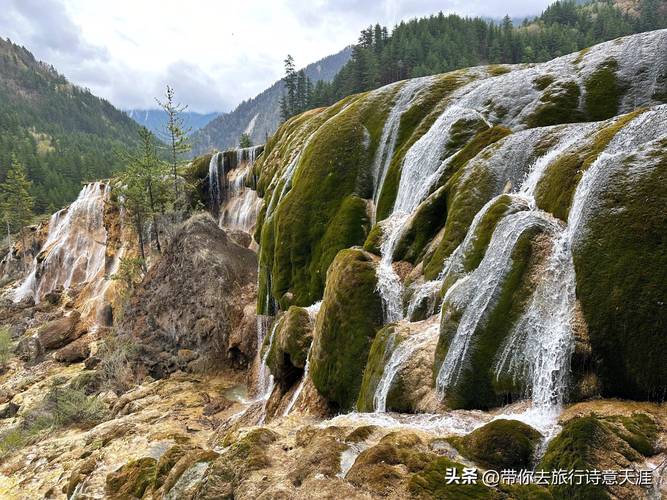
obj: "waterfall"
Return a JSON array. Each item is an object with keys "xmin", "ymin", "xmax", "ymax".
[
  {"xmin": 282, "ymin": 301, "xmax": 321, "ymax": 416},
  {"xmin": 435, "ymin": 211, "xmax": 554, "ymax": 394},
  {"xmin": 375, "ymin": 213, "xmax": 409, "ymax": 323},
  {"xmin": 13, "ymin": 182, "xmax": 110, "ymax": 304},
  {"xmin": 283, "ymin": 349, "xmax": 312, "ymax": 416},
  {"xmin": 373, "ymin": 322, "xmax": 439, "ymax": 412},
  {"xmin": 406, "ymin": 279, "xmax": 443, "ymax": 320},
  {"xmin": 255, "ymin": 315, "xmax": 276, "ymax": 399},
  {"xmin": 372, "ymin": 78, "xmax": 430, "ymax": 208},
  {"xmin": 208, "ymin": 152, "xmax": 224, "ymax": 216},
  {"xmin": 218, "ymin": 164, "xmax": 262, "ymax": 233}
]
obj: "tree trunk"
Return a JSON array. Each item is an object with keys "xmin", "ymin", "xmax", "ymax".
[
  {"xmin": 5, "ymin": 221, "xmax": 12, "ymax": 262},
  {"xmin": 147, "ymin": 181, "xmax": 161, "ymax": 253},
  {"xmin": 136, "ymin": 214, "xmax": 147, "ymax": 271}
]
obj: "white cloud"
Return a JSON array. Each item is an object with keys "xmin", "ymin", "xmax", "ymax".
[{"xmin": 0, "ymin": 0, "xmax": 554, "ymax": 112}]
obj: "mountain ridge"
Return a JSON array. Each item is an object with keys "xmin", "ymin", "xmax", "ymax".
[{"xmin": 190, "ymin": 47, "xmax": 352, "ymax": 155}]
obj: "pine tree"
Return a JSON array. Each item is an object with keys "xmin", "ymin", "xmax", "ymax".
[
  {"xmin": 0, "ymin": 154, "xmax": 34, "ymax": 267},
  {"xmin": 118, "ymin": 127, "xmax": 171, "ymax": 262},
  {"xmin": 239, "ymin": 133, "xmax": 253, "ymax": 148},
  {"xmin": 155, "ymin": 86, "xmax": 190, "ymax": 208}
]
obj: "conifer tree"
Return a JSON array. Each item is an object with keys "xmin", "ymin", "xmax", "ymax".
[
  {"xmin": 118, "ymin": 127, "xmax": 171, "ymax": 263},
  {"xmin": 239, "ymin": 133, "xmax": 253, "ymax": 148},
  {"xmin": 0, "ymin": 154, "xmax": 34, "ymax": 267},
  {"xmin": 156, "ymin": 86, "xmax": 190, "ymax": 207}
]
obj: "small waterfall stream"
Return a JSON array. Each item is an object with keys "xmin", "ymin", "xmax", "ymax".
[
  {"xmin": 373, "ymin": 322, "xmax": 439, "ymax": 412},
  {"xmin": 282, "ymin": 300, "xmax": 321, "ymax": 416}
]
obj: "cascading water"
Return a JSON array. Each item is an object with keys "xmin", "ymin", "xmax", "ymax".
[
  {"xmin": 371, "ymin": 78, "xmax": 431, "ymax": 209},
  {"xmin": 255, "ymin": 315, "xmax": 276, "ymax": 399},
  {"xmin": 13, "ymin": 182, "xmax": 110, "ymax": 304},
  {"xmin": 435, "ymin": 211, "xmax": 555, "ymax": 394},
  {"xmin": 373, "ymin": 322, "xmax": 439, "ymax": 412},
  {"xmin": 282, "ymin": 301, "xmax": 321, "ymax": 416},
  {"xmin": 374, "ymin": 101, "xmax": 490, "ymax": 323},
  {"xmin": 208, "ymin": 152, "xmax": 224, "ymax": 217},
  {"xmin": 218, "ymin": 165, "xmax": 262, "ymax": 233}
]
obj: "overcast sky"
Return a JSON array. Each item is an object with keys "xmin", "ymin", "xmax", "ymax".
[{"xmin": 0, "ymin": 0, "xmax": 554, "ymax": 113}]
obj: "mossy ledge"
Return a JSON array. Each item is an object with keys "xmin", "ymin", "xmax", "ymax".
[
  {"xmin": 310, "ymin": 248, "xmax": 384, "ymax": 409},
  {"xmin": 448, "ymin": 419, "xmax": 542, "ymax": 471}
]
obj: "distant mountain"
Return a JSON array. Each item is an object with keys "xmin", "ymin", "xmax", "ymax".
[
  {"xmin": 0, "ymin": 37, "xmax": 142, "ymax": 213},
  {"xmin": 191, "ymin": 47, "xmax": 352, "ymax": 155},
  {"xmin": 126, "ymin": 109, "xmax": 219, "ymax": 137}
]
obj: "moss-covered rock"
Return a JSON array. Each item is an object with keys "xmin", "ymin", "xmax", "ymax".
[
  {"xmin": 584, "ymin": 59, "xmax": 625, "ymax": 121},
  {"xmin": 376, "ymin": 72, "xmax": 473, "ymax": 220},
  {"xmin": 310, "ymin": 248, "xmax": 384, "ymax": 409},
  {"xmin": 266, "ymin": 306, "xmax": 313, "ymax": 389},
  {"xmin": 105, "ymin": 457, "xmax": 157, "ymax": 499},
  {"xmin": 363, "ymin": 222, "xmax": 384, "ymax": 256},
  {"xmin": 258, "ymin": 95, "xmax": 382, "ymax": 311},
  {"xmin": 408, "ymin": 456, "xmax": 495, "ymax": 499},
  {"xmin": 538, "ymin": 412, "xmax": 658, "ymax": 499},
  {"xmin": 526, "ymin": 80, "xmax": 582, "ymax": 128},
  {"xmin": 198, "ymin": 428, "xmax": 278, "ymax": 498},
  {"xmin": 356, "ymin": 324, "xmax": 405, "ymax": 412},
  {"xmin": 535, "ymin": 109, "xmax": 645, "ymax": 221},
  {"xmin": 435, "ymin": 220, "xmax": 550, "ymax": 409},
  {"xmin": 450, "ymin": 419, "xmax": 542, "ymax": 470},
  {"xmin": 572, "ymin": 141, "xmax": 667, "ymax": 400},
  {"xmin": 393, "ymin": 185, "xmax": 448, "ymax": 264}
]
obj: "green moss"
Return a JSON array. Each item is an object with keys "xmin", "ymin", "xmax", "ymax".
[
  {"xmin": 572, "ymin": 142, "xmax": 666, "ymax": 399},
  {"xmin": 463, "ymin": 195, "xmax": 528, "ymax": 272},
  {"xmin": 356, "ymin": 325, "xmax": 404, "ymax": 412},
  {"xmin": 574, "ymin": 47, "xmax": 590, "ymax": 65},
  {"xmin": 310, "ymin": 249, "xmax": 384, "ymax": 409},
  {"xmin": 525, "ymin": 80, "xmax": 583, "ymax": 128},
  {"xmin": 259, "ymin": 93, "xmax": 386, "ymax": 309},
  {"xmin": 533, "ymin": 75, "xmax": 555, "ymax": 91},
  {"xmin": 420, "ymin": 127, "xmax": 512, "ymax": 279},
  {"xmin": 267, "ymin": 306, "xmax": 313, "ymax": 389},
  {"xmin": 449, "ymin": 419, "xmax": 542, "ymax": 470},
  {"xmin": 363, "ymin": 223, "xmax": 383, "ymax": 255},
  {"xmin": 105, "ymin": 457, "xmax": 157, "ymax": 499},
  {"xmin": 539, "ymin": 412, "xmax": 658, "ymax": 499},
  {"xmin": 183, "ymin": 153, "xmax": 213, "ymax": 209},
  {"xmin": 488, "ymin": 65, "xmax": 511, "ymax": 76},
  {"xmin": 422, "ymin": 161, "xmax": 497, "ymax": 280},
  {"xmin": 393, "ymin": 185, "xmax": 448, "ymax": 263},
  {"xmin": 435, "ymin": 224, "xmax": 546, "ymax": 409},
  {"xmin": 376, "ymin": 73, "xmax": 470, "ymax": 220},
  {"xmin": 538, "ymin": 416, "xmax": 613, "ymax": 499},
  {"xmin": 535, "ymin": 109, "xmax": 645, "ymax": 221},
  {"xmin": 605, "ymin": 413, "xmax": 659, "ymax": 457},
  {"xmin": 584, "ymin": 59, "xmax": 625, "ymax": 121},
  {"xmin": 408, "ymin": 456, "xmax": 495, "ymax": 499}
]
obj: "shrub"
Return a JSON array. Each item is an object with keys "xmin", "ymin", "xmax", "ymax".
[
  {"xmin": 0, "ymin": 326, "xmax": 12, "ymax": 369},
  {"xmin": 98, "ymin": 334, "xmax": 140, "ymax": 394}
]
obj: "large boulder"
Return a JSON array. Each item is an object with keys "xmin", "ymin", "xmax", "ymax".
[
  {"xmin": 120, "ymin": 213, "xmax": 257, "ymax": 377},
  {"xmin": 449, "ymin": 419, "xmax": 542, "ymax": 470},
  {"xmin": 37, "ymin": 311, "xmax": 82, "ymax": 350},
  {"xmin": 266, "ymin": 306, "xmax": 314, "ymax": 390},
  {"xmin": 310, "ymin": 248, "xmax": 383, "ymax": 410},
  {"xmin": 572, "ymin": 139, "xmax": 667, "ymax": 400}
]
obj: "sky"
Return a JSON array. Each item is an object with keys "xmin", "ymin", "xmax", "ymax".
[{"xmin": 0, "ymin": 0, "xmax": 554, "ymax": 113}]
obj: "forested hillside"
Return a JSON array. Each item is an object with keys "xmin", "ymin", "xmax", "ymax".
[
  {"xmin": 306, "ymin": 0, "xmax": 667, "ymax": 106},
  {"xmin": 0, "ymin": 38, "xmax": 141, "ymax": 213}
]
